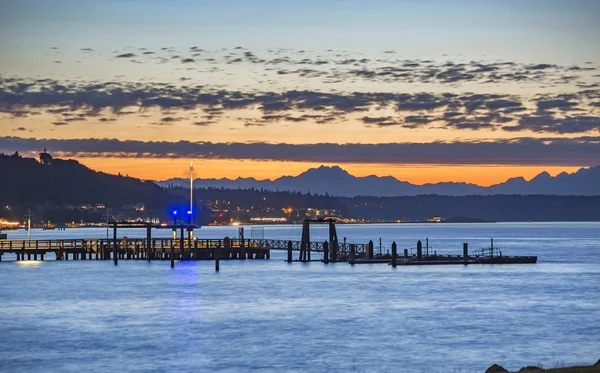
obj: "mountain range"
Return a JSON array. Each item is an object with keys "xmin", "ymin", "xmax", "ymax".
[{"xmin": 157, "ymin": 165, "xmax": 600, "ymax": 197}]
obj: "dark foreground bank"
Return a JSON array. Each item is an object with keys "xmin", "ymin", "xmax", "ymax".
[{"xmin": 486, "ymin": 359, "xmax": 600, "ymax": 373}]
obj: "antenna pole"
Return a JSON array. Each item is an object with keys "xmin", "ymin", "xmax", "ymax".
[{"xmin": 190, "ymin": 163, "xmax": 193, "ymax": 225}]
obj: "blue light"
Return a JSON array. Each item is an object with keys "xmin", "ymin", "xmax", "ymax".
[
  {"xmin": 187, "ymin": 210, "xmax": 192, "ymax": 215},
  {"xmin": 172, "ymin": 210, "xmax": 178, "ymax": 216}
]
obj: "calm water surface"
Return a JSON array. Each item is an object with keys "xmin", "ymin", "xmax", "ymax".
[{"xmin": 1, "ymin": 223, "xmax": 599, "ymax": 372}]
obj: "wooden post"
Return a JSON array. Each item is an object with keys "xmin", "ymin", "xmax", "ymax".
[
  {"xmin": 21, "ymin": 242, "xmax": 25, "ymax": 261},
  {"xmin": 179, "ymin": 225, "xmax": 185, "ymax": 261},
  {"xmin": 350, "ymin": 244, "xmax": 355, "ymax": 265},
  {"xmin": 287, "ymin": 240, "xmax": 293, "ymax": 263},
  {"xmin": 34, "ymin": 241, "xmax": 38, "ymax": 260},
  {"xmin": 240, "ymin": 238, "xmax": 246, "ymax": 259},
  {"xmin": 40, "ymin": 253, "xmax": 44, "ymax": 261},
  {"xmin": 187, "ymin": 227, "xmax": 192, "ymax": 260},
  {"xmin": 417, "ymin": 240, "xmax": 422, "ymax": 260},
  {"xmin": 215, "ymin": 245, "xmax": 220, "ymax": 272},
  {"xmin": 170, "ymin": 241, "xmax": 175, "ymax": 268},
  {"xmin": 323, "ymin": 241, "xmax": 329, "ymax": 264},
  {"xmin": 113, "ymin": 222, "xmax": 118, "ymax": 265},
  {"xmin": 392, "ymin": 241, "xmax": 397, "ymax": 268},
  {"xmin": 368, "ymin": 240, "xmax": 374, "ymax": 259},
  {"xmin": 463, "ymin": 243, "xmax": 468, "ymax": 264},
  {"xmin": 146, "ymin": 225, "xmax": 152, "ymax": 261}
]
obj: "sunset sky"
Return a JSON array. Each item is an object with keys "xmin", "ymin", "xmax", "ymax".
[{"xmin": 1, "ymin": 0, "xmax": 599, "ymax": 186}]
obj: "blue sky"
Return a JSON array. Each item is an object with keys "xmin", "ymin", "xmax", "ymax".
[{"xmin": 2, "ymin": 0, "xmax": 599, "ymax": 63}]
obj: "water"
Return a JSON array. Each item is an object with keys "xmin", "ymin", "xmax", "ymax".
[{"xmin": 1, "ymin": 223, "xmax": 599, "ymax": 373}]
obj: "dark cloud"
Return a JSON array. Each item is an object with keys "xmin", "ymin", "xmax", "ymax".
[
  {"xmin": 361, "ymin": 116, "xmax": 401, "ymax": 126},
  {"xmin": 115, "ymin": 53, "xmax": 136, "ymax": 58},
  {"xmin": 1, "ymin": 136, "xmax": 598, "ymax": 166},
  {"xmin": 536, "ymin": 99, "xmax": 578, "ymax": 111},
  {"xmin": 505, "ymin": 115, "xmax": 600, "ymax": 134},
  {"xmin": 181, "ymin": 58, "xmax": 195, "ymax": 63},
  {"xmin": 0, "ymin": 77, "xmax": 597, "ymax": 134}
]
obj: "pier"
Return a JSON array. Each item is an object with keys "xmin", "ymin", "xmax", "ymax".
[{"xmin": 0, "ymin": 220, "xmax": 537, "ymax": 267}]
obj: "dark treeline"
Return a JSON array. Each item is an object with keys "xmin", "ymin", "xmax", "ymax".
[
  {"xmin": 0, "ymin": 154, "xmax": 186, "ymax": 222},
  {"xmin": 347, "ymin": 195, "xmax": 600, "ymax": 222},
  {"xmin": 172, "ymin": 187, "xmax": 600, "ymax": 222},
  {"xmin": 168, "ymin": 186, "xmax": 347, "ymax": 213}
]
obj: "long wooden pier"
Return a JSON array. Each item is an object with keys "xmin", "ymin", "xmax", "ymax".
[{"xmin": 0, "ymin": 221, "xmax": 536, "ymax": 267}]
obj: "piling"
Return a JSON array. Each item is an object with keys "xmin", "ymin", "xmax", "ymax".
[
  {"xmin": 391, "ymin": 241, "xmax": 397, "ymax": 268},
  {"xmin": 146, "ymin": 224, "xmax": 152, "ymax": 262},
  {"xmin": 34, "ymin": 241, "xmax": 38, "ymax": 260},
  {"xmin": 179, "ymin": 226, "xmax": 184, "ymax": 261},
  {"xmin": 170, "ymin": 241, "xmax": 175, "ymax": 268},
  {"xmin": 350, "ymin": 244, "xmax": 355, "ymax": 265},
  {"xmin": 113, "ymin": 222, "xmax": 118, "ymax": 265},
  {"xmin": 404, "ymin": 248, "xmax": 408, "ymax": 258},
  {"xmin": 323, "ymin": 241, "xmax": 329, "ymax": 264},
  {"xmin": 463, "ymin": 243, "xmax": 468, "ymax": 263},
  {"xmin": 287, "ymin": 240, "xmax": 293, "ymax": 263},
  {"xmin": 368, "ymin": 240, "xmax": 374, "ymax": 259},
  {"xmin": 417, "ymin": 240, "xmax": 422, "ymax": 260},
  {"xmin": 215, "ymin": 245, "xmax": 221, "ymax": 272}
]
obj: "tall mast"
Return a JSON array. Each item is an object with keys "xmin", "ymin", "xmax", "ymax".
[{"xmin": 189, "ymin": 162, "xmax": 193, "ymax": 223}]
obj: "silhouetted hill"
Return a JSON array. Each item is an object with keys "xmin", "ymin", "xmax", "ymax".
[
  {"xmin": 158, "ymin": 165, "xmax": 600, "ymax": 197},
  {"xmin": 0, "ymin": 154, "xmax": 184, "ymax": 222}
]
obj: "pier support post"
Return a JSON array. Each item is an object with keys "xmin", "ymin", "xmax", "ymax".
[
  {"xmin": 240, "ymin": 238, "xmax": 246, "ymax": 260},
  {"xmin": 392, "ymin": 242, "xmax": 397, "ymax": 268},
  {"xmin": 417, "ymin": 240, "xmax": 422, "ymax": 261},
  {"xmin": 146, "ymin": 224, "xmax": 152, "ymax": 262},
  {"xmin": 287, "ymin": 241, "xmax": 293, "ymax": 263},
  {"xmin": 170, "ymin": 241, "xmax": 175, "ymax": 268},
  {"xmin": 323, "ymin": 241, "xmax": 329, "ymax": 264},
  {"xmin": 215, "ymin": 245, "xmax": 220, "ymax": 272},
  {"xmin": 113, "ymin": 222, "xmax": 118, "ymax": 265},
  {"xmin": 350, "ymin": 245, "xmax": 355, "ymax": 265},
  {"xmin": 34, "ymin": 241, "xmax": 38, "ymax": 260},
  {"xmin": 368, "ymin": 240, "xmax": 374, "ymax": 259},
  {"xmin": 463, "ymin": 243, "xmax": 468, "ymax": 264},
  {"xmin": 179, "ymin": 226, "xmax": 185, "ymax": 261}
]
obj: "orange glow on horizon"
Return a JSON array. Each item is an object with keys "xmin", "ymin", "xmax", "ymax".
[{"xmin": 76, "ymin": 157, "xmax": 582, "ymax": 187}]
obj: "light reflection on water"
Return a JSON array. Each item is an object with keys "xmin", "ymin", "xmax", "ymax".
[{"xmin": 0, "ymin": 223, "xmax": 599, "ymax": 373}]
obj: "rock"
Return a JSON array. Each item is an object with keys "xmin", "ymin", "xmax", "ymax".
[
  {"xmin": 519, "ymin": 367, "xmax": 542, "ymax": 371},
  {"xmin": 485, "ymin": 364, "xmax": 508, "ymax": 373}
]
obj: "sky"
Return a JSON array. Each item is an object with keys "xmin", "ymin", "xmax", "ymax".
[{"xmin": 1, "ymin": 0, "xmax": 599, "ymax": 185}]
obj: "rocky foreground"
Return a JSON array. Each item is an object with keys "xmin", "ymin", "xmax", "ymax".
[{"xmin": 485, "ymin": 359, "xmax": 600, "ymax": 373}]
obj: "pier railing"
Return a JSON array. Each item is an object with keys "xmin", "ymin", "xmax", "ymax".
[{"xmin": 0, "ymin": 237, "xmax": 367, "ymax": 255}]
